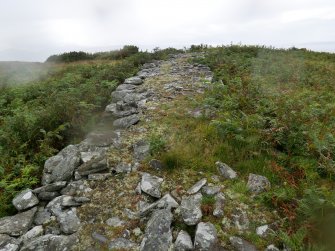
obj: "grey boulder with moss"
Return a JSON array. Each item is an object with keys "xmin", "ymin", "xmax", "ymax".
[
  {"xmin": 12, "ymin": 189, "xmax": 39, "ymax": 211},
  {"xmin": 216, "ymin": 161, "xmax": 237, "ymax": 179},
  {"xmin": 247, "ymin": 173, "xmax": 271, "ymax": 194},
  {"xmin": 42, "ymin": 145, "xmax": 80, "ymax": 185},
  {"xmin": 194, "ymin": 222, "xmax": 218, "ymax": 251},
  {"xmin": 181, "ymin": 193, "xmax": 203, "ymax": 226}
]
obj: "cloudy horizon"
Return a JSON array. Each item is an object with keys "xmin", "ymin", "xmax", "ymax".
[{"xmin": 1, "ymin": 0, "xmax": 334, "ymax": 62}]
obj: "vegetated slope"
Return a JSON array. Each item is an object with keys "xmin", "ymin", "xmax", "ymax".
[
  {"xmin": 148, "ymin": 45, "xmax": 334, "ymax": 250},
  {"xmin": 0, "ymin": 47, "xmax": 180, "ymax": 217}
]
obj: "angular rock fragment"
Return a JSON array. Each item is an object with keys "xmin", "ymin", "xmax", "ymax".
[
  {"xmin": 213, "ymin": 192, "xmax": 225, "ymax": 217},
  {"xmin": 202, "ymin": 185, "xmax": 221, "ymax": 196},
  {"xmin": 124, "ymin": 76, "xmax": 143, "ymax": 85},
  {"xmin": 56, "ymin": 208, "xmax": 80, "ymax": 234},
  {"xmin": 61, "ymin": 180, "xmax": 92, "ymax": 196},
  {"xmin": 247, "ymin": 174, "xmax": 271, "ymax": 194},
  {"xmin": 77, "ymin": 156, "xmax": 108, "ymax": 176},
  {"xmin": 88, "ymin": 173, "xmax": 111, "ymax": 181},
  {"xmin": 229, "ymin": 236, "xmax": 258, "ymax": 251},
  {"xmin": 113, "ymin": 114, "xmax": 140, "ymax": 129},
  {"xmin": 20, "ymin": 225, "xmax": 44, "ymax": 244},
  {"xmin": 140, "ymin": 173, "xmax": 163, "ymax": 198},
  {"xmin": 194, "ymin": 222, "xmax": 218, "ymax": 251},
  {"xmin": 133, "ymin": 140, "xmax": 150, "ymax": 161},
  {"xmin": 12, "ymin": 189, "xmax": 39, "ymax": 211},
  {"xmin": 33, "ymin": 181, "xmax": 67, "ymax": 194},
  {"xmin": 216, "ymin": 161, "xmax": 237, "ymax": 179},
  {"xmin": 38, "ymin": 192, "xmax": 60, "ymax": 201},
  {"xmin": 181, "ymin": 193, "xmax": 202, "ymax": 226},
  {"xmin": 175, "ymin": 230, "xmax": 193, "ymax": 251},
  {"xmin": 109, "ymin": 238, "xmax": 138, "ymax": 250},
  {"xmin": 187, "ymin": 178, "xmax": 207, "ymax": 195},
  {"xmin": 106, "ymin": 217, "xmax": 125, "ymax": 227}
]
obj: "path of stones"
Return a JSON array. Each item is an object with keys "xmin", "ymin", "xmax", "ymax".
[{"xmin": 0, "ymin": 54, "xmax": 274, "ymax": 251}]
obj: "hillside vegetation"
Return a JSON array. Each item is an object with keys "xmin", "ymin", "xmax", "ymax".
[{"xmin": 0, "ymin": 45, "xmax": 334, "ymax": 250}]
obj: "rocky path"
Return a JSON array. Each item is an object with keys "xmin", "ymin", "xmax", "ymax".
[{"xmin": 0, "ymin": 54, "xmax": 278, "ymax": 251}]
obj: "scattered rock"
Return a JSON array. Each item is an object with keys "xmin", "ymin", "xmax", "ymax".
[
  {"xmin": 133, "ymin": 140, "xmax": 150, "ymax": 161},
  {"xmin": 106, "ymin": 217, "xmax": 125, "ymax": 227},
  {"xmin": 124, "ymin": 76, "xmax": 143, "ymax": 85},
  {"xmin": 213, "ymin": 192, "xmax": 225, "ymax": 218},
  {"xmin": 202, "ymin": 185, "xmax": 220, "ymax": 196},
  {"xmin": 61, "ymin": 180, "xmax": 92, "ymax": 196},
  {"xmin": 38, "ymin": 192, "xmax": 60, "ymax": 201},
  {"xmin": 194, "ymin": 222, "xmax": 218, "ymax": 251},
  {"xmin": 229, "ymin": 236, "xmax": 258, "ymax": 251},
  {"xmin": 113, "ymin": 114, "xmax": 140, "ymax": 129},
  {"xmin": 140, "ymin": 209, "xmax": 173, "ymax": 251},
  {"xmin": 216, "ymin": 161, "xmax": 237, "ymax": 179},
  {"xmin": 181, "ymin": 193, "xmax": 203, "ymax": 226},
  {"xmin": 88, "ymin": 173, "xmax": 111, "ymax": 181},
  {"xmin": 12, "ymin": 189, "xmax": 39, "ymax": 211},
  {"xmin": 175, "ymin": 230, "xmax": 193, "ymax": 251},
  {"xmin": 109, "ymin": 238, "xmax": 137, "ymax": 250},
  {"xmin": 247, "ymin": 174, "xmax": 271, "ymax": 194},
  {"xmin": 187, "ymin": 178, "xmax": 207, "ymax": 194},
  {"xmin": 56, "ymin": 208, "xmax": 80, "ymax": 234},
  {"xmin": 149, "ymin": 159, "xmax": 163, "ymax": 170},
  {"xmin": 0, "ymin": 207, "xmax": 37, "ymax": 236},
  {"xmin": 42, "ymin": 145, "xmax": 80, "ymax": 185},
  {"xmin": 140, "ymin": 173, "xmax": 163, "ymax": 198}
]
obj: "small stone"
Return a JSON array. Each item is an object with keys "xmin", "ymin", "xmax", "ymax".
[
  {"xmin": 187, "ymin": 178, "xmax": 207, "ymax": 195},
  {"xmin": 229, "ymin": 236, "xmax": 258, "ymax": 251},
  {"xmin": 113, "ymin": 114, "xmax": 140, "ymax": 129},
  {"xmin": 181, "ymin": 193, "xmax": 202, "ymax": 226},
  {"xmin": 247, "ymin": 174, "xmax": 271, "ymax": 194},
  {"xmin": 216, "ymin": 161, "xmax": 237, "ymax": 179},
  {"xmin": 213, "ymin": 192, "xmax": 225, "ymax": 218},
  {"xmin": 175, "ymin": 230, "xmax": 193, "ymax": 251},
  {"xmin": 149, "ymin": 159, "xmax": 163, "ymax": 170},
  {"xmin": 202, "ymin": 185, "xmax": 220, "ymax": 196},
  {"xmin": 256, "ymin": 224, "xmax": 273, "ymax": 238},
  {"xmin": 12, "ymin": 189, "xmax": 39, "ymax": 211},
  {"xmin": 80, "ymin": 151, "xmax": 102, "ymax": 163},
  {"xmin": 20, "ymin": 225, "xmax": 44, "ymax": 244},
  {"xmin": 140, "ymin": 173, "xmax": 163, "ymax": 198},
  {"xmin": 57, "ymin": 208, "xmax": 80, "ymax": 234},
  {"xmin": 38, "ymin": 192, "xmax": 60, "ymax": 201},
  {"xmin": 124, "ymin": 76, "xmax": 143, "ymax": 85},
  {"xmin": 109, "ymin": 238, "xmax": 137, "ymax": 250},
  {"xmin": 0, "ymin": 234, "xmax": 20, "ymax": 251},
  {"xmin": 194, "ymin": 222, "xmax": 218, "ymax": 250},
  {"xmin": 77, "ymin": 156, "xmax": 108, "ymax": 176},
  {"xmin": 91, "ymin": 232, "xmax": 108, "ymax": 244},
  {"xmin": 106, "ymin": 217, "xmax": 125, "ymax": 227},
  {"xmin": 88, "ymin": 173, "xmax": 111, "ymax": 181}
]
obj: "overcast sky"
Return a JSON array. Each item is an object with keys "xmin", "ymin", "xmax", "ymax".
[{"xmin": 1, "ymin": 0, "xmax": 334, "ymax": 61}]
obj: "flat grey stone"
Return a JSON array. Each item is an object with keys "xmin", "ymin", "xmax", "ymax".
[
  {"xmin": 213, "ymin": 192, "xmax": 225, "ymax": 217},
  {"xmin": 20, "ymin": 225, "xmax": 44, "ymax": 244},
  {"xmin": 56, "ymin": 208, "xmax": 80, "ymax": 234},
  {"xmin": 194, "ymin": 222, "xmax": 218, "ymax": 251},
  {"xmin": 33, "ymin": 181, "xmax": 67, "ymax": 194},
  {"xmin": 216, "ymin": 161, "xmax": 237, "ymax": 179},
  {"xmin": 202, "ymin": 185, "xmax": 221, "ymax": 196},
  {"xmin": 140, "ymin": 173, "xmax": 163, "ymax": 198},
  {"xmin": 38, "ymin": 192, "xmax": 60, "ymax": 201},
  {"xmin": 116, "ymin": 84, "xmax": 137, "ymax": 91},
  {"xmin": 149, "ymin": 159, "xmax": 163, "ymax": 170},
  {"xmin": 61, "ymin": 180, "xmax": 92, "ymax": 196},
  {"xmin": 12, "ymin": 189, "xmax": 39, "ymax": 211},
  {"xmin": 181, "ymin": 193, "xmax": 202, "ymax": 226},
  {"xmin": 247, "ymin": 174, "xmax": 271, "ymax": 194},
  {"xmin": 187, "ymin": 178, "xmax": 207, "ymax": 194},
  {"xmin": 113, "ymin": 162, "xmax": 132, "ymax": 173},
  {"xmin": 140, "ymin": 209, "xmax": 173, "ymax": 251},
  {"xmin": 88, "ymin": 173, "xmax": 111, "ymax": 181},
  {"xmin": 91, "ymin": 232, "xmax": 108, "ymax": 244},
  {"xmin": 20, "ymin": 234, "xmax": 78, "ymax": 251},
  {"xmin": 77, "ymin": 156, "xmax": 108, "ymax": 176},
  {"xmin": 175, "ymin": 230, "xmax": 193, "ymax": 251},
  {"xmin": 0, "ymin": 207, "xmax": 37, "ymax": 236},
  {"xmin": 124, "ymin": 76, "xmax": 143, "ymax": 85}
]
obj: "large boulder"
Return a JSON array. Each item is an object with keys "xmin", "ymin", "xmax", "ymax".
[
  {"xmin": 12, "ymin": 189, "xmax": 39, "ymax": 211},
  {"xmin": 0, "ymin": 207, "xmax": 37, "ymax": 236},
  {"xmin": 140, "ymin": 209, "xmax": 173, "ymax": 251},
  {"xmin": 113, "ymin": 114, "xmax": 140, "ymax": 129},
  {"xmin": 20, "ymin": 233, "xmax": 78, "ymax": 251},
  {"xmin": 194, "ymin": 222, "xmax": 218, "ymax": 251},
  {"xmin": 181, "ymin": 193, "xmax": 203, "ymax": 226},
  {"xmin": 42, "ymin": 145, "xmax": 80, "ymax": 185},
  {"xmin": 216, "ymin": 161, "xmax": 237, "ymax": 179},
  {"xmin": 140, "ymin": 173, "xmax": 163, "ymax": 198},
  {"xmin": 247, "ymin": 174, "xmax": 271, "ymax": 194}
]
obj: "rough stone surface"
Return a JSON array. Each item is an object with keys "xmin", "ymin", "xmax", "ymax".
[
  {"xmin": 106, "ymin": 217, "xmax": 125, "ymax": 227},
  {"xmin": 187, "ymin": 178, "xmax": 207, "ymax": 194},
  {"xmin": 265, "ymin": 244, "xmax": 280, "ymax": 251},
  {"xmin": 61, "ymin": 180, "xmax": 92, "ymax": 196},
  {"xmin": 113, "ymin": 114, "xmax": 140, "ymax": 129},
  {"xmin": 114, "ymin": 162, "xmax": 132, "ymax": 173},
  {"xmin": 149, "ymin": 159, "xmax": 163, "ymax": 170},
  {"xmin": 202, "ymin": 185, "xmax": 221, "ymax": 196},
  {"xmin": 181, "ymin": 193, "xmax": 203, "ymax": 226},
  {"xmin": 213, "ymin": 192, "xmax": 225, "ymax": 217},
  {"xmin": 33, "ymin": 181, "xmax": 67, "ymax": 194},
  {"xmin": 229, "ymin": 236, "xmax": 259, "ymax": 251},
  {"xmin": 0, "ymin": 207, "xmax": 37, "ymax": 236},
  {"xmin": 20, "ymin": 225, "xmax": 44, "ymax": 244},
  {"xmin": 133, "ymin": 140, "xmax": 150, "ymax": 161},
  {"xmin": 175, "ymin": 230, "xmax": 193, "ymax": 251},
  {"xmin": 42, "ymin": 145, "xmax": 80, "ymax": 185},
  {"xmin": 20, "ymin": 234, "xmax": 78, "ymax": 251},
  {"xmin": 194, "ymin": 222, "xmax": 218, "ymax": 251},
  {"xmin": 140, "ymin": 193, "xmax": 179, "ymax": 216},
  {"xmin": 0, "ymin": 234, "xmax": 20, "ymax": 251},
  {"xmin": 140, "ymin": 173, "xmax": 163, "ymax": 198},
  {"xmin": 34, "ymin": 208, "xmax": 52, "ymax": 225},
  {"xmin": 247, "ymin": 174, "xmax": 271, "ymax": 194},
  {"xmin": 12, "ymin": 189, "xmax": 39, "ymax": 211},
  {"xmin": 88, "ymin": 173, "xmax": 111, "ymax": 181},
  {"xmin": 91, "ymin": 232, "xmax": 108, "ymax": 244},
  {"xmin": 140, "ymin": 209, "xmax": 173, "ymax": 251},
  {"xmin": 216, "ymin": 161, "xmax": 237, "ymax": 179},
  {"xmin": 56, "ymin": 208, "xmax": 80, "ymax": 234},
  {"xmin": 232, "ymin": 208, "xmax": 250, "ymax": 230},
  {"xmin": 38, "ymin": 192, "xmax": 60, "ymax": 201},
  {"xmin": 124, "ymin": 76, "xmax": 143, "ymax": 85},
  {"xmin": 109, "ymin": 238, "xmax": 137, "ymax": 250},
  {"xmin": 77, "ymin": 156, "xmax": 107, "ymax": 176}
]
